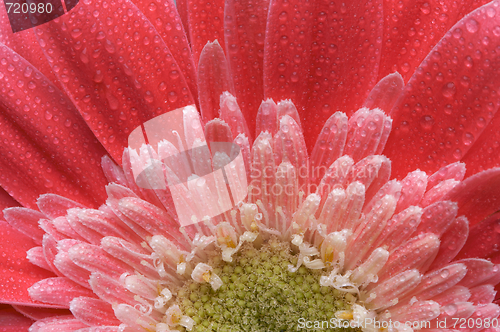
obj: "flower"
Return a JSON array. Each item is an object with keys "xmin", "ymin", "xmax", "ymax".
[{"xmin": 0, "ymin": 0, "xmax": 500, "ymax": 331}]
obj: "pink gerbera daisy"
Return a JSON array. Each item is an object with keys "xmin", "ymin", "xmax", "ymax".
[{"xmin": 0, "ymin": 0, "xmax": 500, "ymax": 331}]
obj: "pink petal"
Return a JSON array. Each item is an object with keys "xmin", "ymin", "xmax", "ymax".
[
  {"xmin": 375, "ymin": 205, "xmax": 423, "ymax": 251},
  {"xmin": 205, "ymin": 119, "xmax": 233, "ymax": 144},
  {"xmin": 0, "ymin": 221, "xmax": 56, "ymax": 306},
  {"xmin": 100, "ymin": 237, "xmax": 159, "ymax": 279},
  {"xmin": 379, "ymin": 0, "xmax": 490, "ymax": 82},
  {"xmin": 186, "ymin": 0, "xmax": 225, "ymax": 65},
  {"xmin": 100, "ymin": 156, "xmax": 127, "ymax": 188},
  {"xmin": 0, "ymin": 46, "xmax": 108, "ymax": 209},
  {"xmin": 28, "ymin": 278, "xmax": 96, "ymax": 308},
  {"xmin": 129, "ymin": 0, "xmax": 198, "ymax": 100},
  {"xmin": 444, "ymin": 168, "xmax": 500, "ymax": 227},
  {"xmin": 116, "ymin": 197, "xmax": 186, "ymax": 247},
  {"xmin": 264, "ymin": 0, "xmax": 383, "ymax": 151},
  {"xmin": 255, "ymin": 99, "xmax": 279, "ymax": 138},
  {"xmin": 68, "ymin": 243, "xmax": 132, "ymax": 278},
  {"xmin": 249, "ymin": 133, "xmax": 276, "ymax": 209},
  {"xmin": 42, "ymin": 235, "xmax": 64, "ymax": 277},
  {"xmin": 469, "ymin": 285, "xmax": 497, "ymax": 305},
  {"xmin": 198, "ymin": 41, "xmax": 235, "ymax": 123},
  {"xmin": 12, "ymin": 306, "xmax": 70, "ymax": 321},
  {"xmin": 310, "ymin": 112, "xmax": 348, "ymax": 184},
  {"xmin": 429, "ymin": 302, "xmax": 475, "ymax": 328},
  {"xmin": 348, "ymin": 155, "xmax": 391, "ymax": 203},
  {"xmin": 53, "ymin": 240, "xmax": 91, "ymax": 289},
  {"xmin": 274, "ymin": 115, "xmax": 308, "ymax": 190},
  {"xmin": 420, "ymin": 179, "xmax": 460, "ymax": 207},
  {"xmin": 415, "ymin": 200, "xmax": 458, "ymax": 237},
  {"xmin": 395, "ymin": 170, "xmax": 427, "ymax": 213},
  {"xmin": 3, "ymin": 208, "xmax": 45, "ymax": 245},
  {"xmin": 344, "ymin": 108, "xmax": 392, "ymax": 163},
  {"xmin": 219, "ymin": 92, "xmax": 252, "ymax": 142},
  {"xmin": 89, "ymin": 273, "xmax": 136, "ymax": 307},
  {"xmin": 467, "ymin": 304, "xmax": 500, "ymax": 332},
  {"xmin": 29, "ymin": 316, "xmax": 88, "ymax": 332},
  {"xmin": 428, "ymin": 216, "xmax": 469, "ymax": 270},
  {"xmin": 37, "ymin": 195, "xmax": 86, "ymax": 220},
  {"xmin": 70, "ymin": 297, "xmax": 121, "ymax": 326},
  {"xmin": 345, "ymin": 195, "xmax": 397, "ymax": 269},
  {"xmin": 387, "ymin": 300, "xmax": 440, "ymax": 323},
  {"xmin": 0, "ymin": 307, "xmax": 33, "ymax": 332},
  {"xmin": 0, "ymin": 187, "xmax": 19, "ymax": 216},
  {"xmin": 224, "ymin": 0, "xmax": 270, "ymax": 133},
  {"xmin": 457, "ymin": 212, "xmax": 500, "ymax": 262},
  {"xmin": 364, "ymin": 269, "xmax": 422, "ymax": 309},
  {"xmin": 378, "ymin": 233, "xmax": 440, "ymax": 281},
  {"xmin": 408, "ymin": 263, "xmax": 467, "ymax": 302},
  {"xmin": 427, "ymin": 162, "xmax": 466, "ymax": 190},
  {"xmin": 384, "ymin": 1, "xmax": 500, "ymax": 179},
  {"xmin": 34, "ymin": 0, "xmax": 195, "ymax": 163},
  {"xmin": 27, "ymin": 247, "xmax": 52, "ymax": 271},
  {"xmin": 431, "ymin": 286, "xmax": 471, "ymax": 306},
  {"xmin": 457, "ymin": 258, "xmax": 499, "ymax": 288},
  {"xmin": 363, "ymin": 72, "xmax": 404, "ymax": 114}
]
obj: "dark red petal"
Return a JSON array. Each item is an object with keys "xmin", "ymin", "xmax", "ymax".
[
  {"xmin": 0, "ymin": 187, "xmax": 19, "ymax": 217},
  {"xmin": 186, "ymin": 0, "xmax": 225, "ymax": 65},
  {"xmin": 0, "ymin": 307, "xmax": 32, "ymax": 332},
  {"xmin": 0, "ymin": 9, "xmax": 60, "ymax": 90},
  {"xmin": 34, "ymin": 0, "xmax": 195, "ymax": 164},
  {"xmin": 462, "ymin": 109, "xmax": 500, "ymax": 177},
  {"xmin": 444, "ymin": 168, "xmax": 500, "ymax": 227},
  {"xmin": 129, "ymin": 0, "xmax": 198, "ymax": 101},
  {"xmin": 363, "ymin": 72, "xmax": 404, "ymax": 114},
  {"xmin": 380, "ymin": 0, "xmax": 491, "ymax": 82},
  {"xmin": 384, "ymin": 1, "xmax": 500, "ymax": 179},
  {"xmin": 224, "ymin": 0, "xmax": 270, "ymax": 133},
  {"xmin": 0, "ymin": 45, "xmax": 109, "ymax": 209},
  {"xmin": 456, "ymin": 212, "xmax": 500, "ymax": 262},
  {"xmin": 12, "ymin": 306, "xmax": 71, "ymax": 321},
  {"xmin": 264, "ymin": 0, "xmax": 383, "ymax": 151},
  {"xmin": 0, "ymin": 221, "xmax": 57, "ymax": 307},
  {"xmin": 176, "ymin": 0, "xmax": 190, "ymax": 42},
  {"xmin": 197, "ymin": 41, "xmax": 234, "ymax": 123}
]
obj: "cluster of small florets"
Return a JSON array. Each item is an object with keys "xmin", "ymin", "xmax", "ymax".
[{"xmin": 174, "ymin": 238, "xmax": 359, "ymax": 332}]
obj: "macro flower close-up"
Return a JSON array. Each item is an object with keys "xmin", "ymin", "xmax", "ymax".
[{"xmin": 0, "ymin": 0, "xmax": 500, "ymax": 331}]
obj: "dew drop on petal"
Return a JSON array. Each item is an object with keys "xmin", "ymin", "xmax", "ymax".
[
  {"xmin": 442, "ymin": 82, "xmax": 456, "ymax": 99},
  {"xmin": 462, "ymin": 132, "xmax": 474, "ymax": 146},
  {"xmin": 465, "ymin": 19, "xmax": 479, "ymax": 33},
  {"xmin": 419, "ymin": 115, "xmax": 434, "ymax": 130}
]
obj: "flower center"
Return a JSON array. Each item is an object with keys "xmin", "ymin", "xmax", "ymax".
[{"xmin": 174, "ymin": 238, "xmax": 358, "ymax": 332}]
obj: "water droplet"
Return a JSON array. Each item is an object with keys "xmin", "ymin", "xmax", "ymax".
[
  {"xmin": 442, "ymin": 82, "xmax": 456, "ymax": 99},
  {"xmin": 71, "ymin": 29, "xmax": 83, "ymax": 38},
  {"xmin": 93, "ymin": 70, "xmax": 104, "ymax": 83},
  {"xmin": 453, "ymin": 148, "xmax": 462, "ymax": 160},
  {"xmin": 419, "ymin": 115, "xmax": 434, "ymax": 130},
  {"xmin": 105, "ymin": 40, "xmax": 116, "ymax": 54},
  {"xmin": 168, "ymin": 91, "xmax": 178, "ymax": 103},
  {"xmin": 420, "ymin": 2, "xmax": 430, "ymax": 15},
  {"xmin": 465, "ymin": 19, "xmax": 479, "ymax": 33},
  {"xmin": 463, "ymin": 132, "xmax": 474, "ymax": 146},
  {"xmin": 158, "ymin": 82, "xmax": 167, "ymax": 91},
  {"xmin": 80, "ymin": 48, "xmax": 89, "ymax": 64},
  {"xmin": 106, "ymin": 92, "xmax": 119, "ymax": 110}
]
